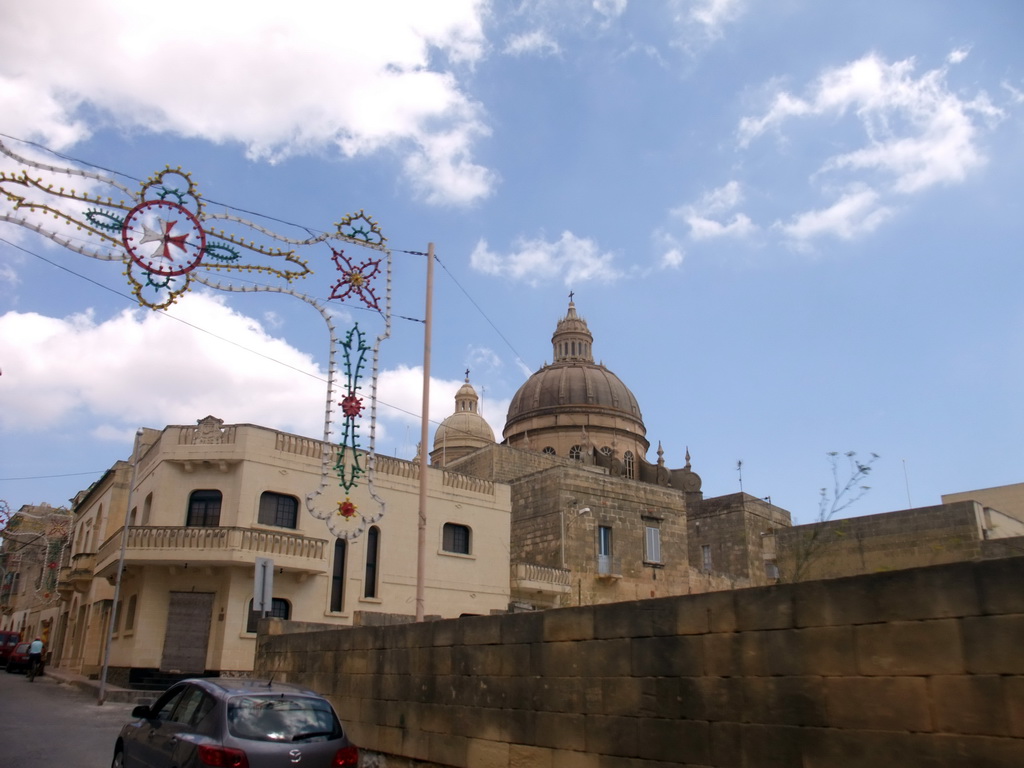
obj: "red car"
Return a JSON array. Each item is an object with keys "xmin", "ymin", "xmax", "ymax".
[
  {"xmin": 5, "ymin": 641, "xmax": 35, "ymax": 674},
  {"xmin": 0, "ymin": 630, "xmax": 20, "ymax": 667}
]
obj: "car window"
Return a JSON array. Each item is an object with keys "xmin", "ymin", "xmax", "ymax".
[
  {"xmin": 227, "ymin": 695, "xmax": 342, "ymax": 743},
  {"xmin": 170, "ymin": 686, "xmax": 215, "ymax": 727},
  {"xmin": 149, "ymin": 687, "xmax": 188, "ymax": 721}
]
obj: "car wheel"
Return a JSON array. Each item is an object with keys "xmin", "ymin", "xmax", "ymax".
[{"xmin": 111, "ymin": 748, "xmax": 124, "ymax": 768}]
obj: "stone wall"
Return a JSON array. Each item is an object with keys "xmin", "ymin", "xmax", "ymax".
[
  {"xmin": 772, "ymin": 501, "xmax": 984, "ymax": 582},
  {"xmin": 254, "ymin": 556, "xmax": 1024, "ymax": 767}
]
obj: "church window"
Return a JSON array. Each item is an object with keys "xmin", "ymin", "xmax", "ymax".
[
  {"xmin": 600, "ymin": 446, "xmax": 612, "ymax": 456},
  {"xmin": 187, "ymin": 490, "xmax": 222, "ymax": 527},
  {"xmin": 442, "ymin": 523, "xmax": 471, "ymax": 555},
  {"xmin": 569, "ymin": 445, "xmax": 582, "ymax": 461},
  {"xmin": 624, "ymin": 451, "xmax": 635, "ymax": 479},
  {"xmin": 542, "ymin": 446, "xmax": 556, "ymax": 456}
]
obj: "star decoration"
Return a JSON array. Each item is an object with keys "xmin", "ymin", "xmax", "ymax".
[
  {"xmin": 338, "ymin": 499, "xmax": 357, "ymax": 518},
  {"xmin": 329, "ymin": 247, "xmax": 381, "ymax": 310}
]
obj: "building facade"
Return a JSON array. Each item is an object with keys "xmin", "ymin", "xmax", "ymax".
[
  {"xmin": 49, "ymin": 417, "xmax": 510, "ymax": 685},
  {"xmin": 0, "ymin": 503, "xmax": 73, "ymax": 654}
]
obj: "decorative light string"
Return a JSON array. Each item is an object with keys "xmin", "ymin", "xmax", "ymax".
[{"xmin": 0, "ymin": 140, "xmax": 393, "ymax": 540}]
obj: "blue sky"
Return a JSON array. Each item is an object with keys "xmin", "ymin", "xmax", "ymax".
[{"xmin": 1, "ymin": 0, "xmax": 1022, "ymax": 524}]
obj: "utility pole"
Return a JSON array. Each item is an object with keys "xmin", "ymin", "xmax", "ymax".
[{"xmin": 415, "ymin": 243, "xmax": 434, "ymax": 622}]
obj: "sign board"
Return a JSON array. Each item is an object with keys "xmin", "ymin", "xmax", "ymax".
[{"xmin": 254, "ymin": 557, "xmax": 274, "ymax": 614}]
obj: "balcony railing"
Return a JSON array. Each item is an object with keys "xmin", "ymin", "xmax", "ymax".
[
  {"xmin": 596, "ymin": 555, "xmax": 622, "ymax": 578},
  {"xmin": 95, "ymin": 526, "xmax": 328, "ymax": 576},
  {"xmin": 511, "ymin": 562, "xmax": 571, "ymax": 592}
]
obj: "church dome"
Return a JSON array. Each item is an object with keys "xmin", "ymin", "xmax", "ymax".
[
  {"xmin": 431, "ymin": 375, "xmax": 495, "ymax": 466},
  {"xmin": 503, "ymin": 300, "xmax": 648, "ymax": 459}
]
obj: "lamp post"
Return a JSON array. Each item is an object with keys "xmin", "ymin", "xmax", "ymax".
[
  {"xmin": 560, "ymin": 505, "xmax": 591, "ymax": 568},
  {"xmin": 98, "ymin": 428, "xmax": 144, "ymax": 705}
]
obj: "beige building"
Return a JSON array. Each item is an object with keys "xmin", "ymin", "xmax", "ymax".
[
  {"xmin": 51, "ymin": 417, "xmax": 510, "ymax": 685},
  {"xmin": 0, "ymin": 503, "xmax": 72, "ymax": 652}
]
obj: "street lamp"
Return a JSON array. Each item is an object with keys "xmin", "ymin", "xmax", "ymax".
[{"xmin": 560, "ymin": 505, "xmax": 591, "ymax": 568}]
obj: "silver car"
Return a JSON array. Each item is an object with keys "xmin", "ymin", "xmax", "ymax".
[{"xmin": 112, "ymin": 678, "xmax": 358, "ymax": 768}]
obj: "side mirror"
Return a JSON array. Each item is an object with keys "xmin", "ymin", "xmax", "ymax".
[{"xmin": 132, "ymin": 705, "xmax": 152, "ymax": 719}]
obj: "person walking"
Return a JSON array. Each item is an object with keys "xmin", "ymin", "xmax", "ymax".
[{"xmin": 27, "ymin": 637, "xmax": 43, "ymax": 681}]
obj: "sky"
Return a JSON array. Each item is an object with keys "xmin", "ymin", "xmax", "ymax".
[{"xmin": 1, "ymin": 0, "xmax": 1022, "ymax": 526}]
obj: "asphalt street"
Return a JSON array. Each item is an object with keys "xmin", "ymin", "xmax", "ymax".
[{"xmin": 0, "ymin": 669, "xmax": 139, "ymax": 766}]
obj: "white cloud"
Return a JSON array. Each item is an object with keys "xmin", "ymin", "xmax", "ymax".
[
  {"xmin": 0, "ymin": 1, "xmax": 494, "ymax": 206},
  {"xmin": 593, "ymin": 0, "xmax": 629, "ymax": 20},
  {"xmin": 739, "ymin": 51, "xmax": 1003, "ymax": 242},
  {"xmin": 0, "ymin": 289, "xmax": 521, "ymax": 468},
  {"xmin": 651, "ymin": 229, "xmax": 685, "ymax": 268},
  {"xmin": 674, "ymin": 181, "xmax": 757, "ymax": 240},
  {"xmin": 671, "ymin": 0, "xmax": 746, "ymax": 41},
  {"xmin": 0, "ymin": 293, "xmax": 462, "ymax": 458},
  {"xmin": 777, "ymin": 187, "xmax": 894, "ymax": 242},
  {"xmin": 739, "ymin": 52, "xmax": 1003, "ymax": 186},
  {"xmin": 504, "ymin": 30, "xmax": 562, "ymax": 57},
  {"xmin": 470, "ymin": 232, "xmax": 621, "ymax": 286},
  {"xmin": 947, "ymin": 47, "xmax": 971, "ymax": 65},
  {"xmin": 0, "ymin": 294, "xmax": 325, "ymax": 434}
]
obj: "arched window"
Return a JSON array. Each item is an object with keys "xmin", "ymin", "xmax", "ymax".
[
  {"xmin": 442, "ymin": 523, "xmax": 471, "ymax": 555},
  {"xmin": 187, "ymin": 490, "xmax": 222, "ymax": 527},
  {"xmin": 246, "ymin": 597, "xmax": 290, "ymax": 633},
  {"xmin": 569, "ymin": 445, "xmax": 582, "ymax": 461},
  {"xmin": 624, "ymin": 451, "xmax": 635, "ymax": 479},
  {"xmin": 542, "ymin": 446, "xmax": 556, "ymax": 456},
  {"xmin": 258, "ymin": 492, "xmax": 298, "ymax": 529},
  {"xmin": 600, "ymin": 446, "xmax": 612, "ymax": 456},
  {"xmin": 364, "ymin": 526, "xmax": 380, "ymax": 599},
  {"xmin": 330, "ymin": 539, "xmax": 347, "ymax": 613}
]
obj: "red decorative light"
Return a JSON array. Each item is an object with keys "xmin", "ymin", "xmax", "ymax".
[
  {"xmin": 340, "ymin": 393, "xmax": 363, "ymax": 418},
  {"xmin": 338, "ymin": 499, "xmax": 357, "ymax": 519}
]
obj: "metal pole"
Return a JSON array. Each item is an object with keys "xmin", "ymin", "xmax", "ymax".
[
  {"xmin": 415, "ymin": 243, "xmax": 434, "ymax": 622},
  {"xmin": 98, "ymin": 427, "xmax": 144, "ymax": 705}
]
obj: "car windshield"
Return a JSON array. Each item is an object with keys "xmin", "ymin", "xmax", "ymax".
[{"xmin": 227, "ymin": 695, "xmax": 342, "ymax": 743}]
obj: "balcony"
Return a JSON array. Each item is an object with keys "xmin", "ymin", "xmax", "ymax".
[
  {"xmin": 62, "ymin": 552, "xmax": 97, "ymax": 593},
  {"xmin": 596, "ymin": 555, "xmax": 622, "ymax": 579},
  {"xmin": 510, "ymin": 561, "xmax": 571, "ymax": 606},
  {"xmin": 95, "ymin": 526, "xmax": 329, "ymax": 580}
]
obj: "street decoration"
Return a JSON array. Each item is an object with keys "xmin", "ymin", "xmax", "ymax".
[{"xmin": 0, "ymin": 140, "xmax": 393, "ymax": 539}]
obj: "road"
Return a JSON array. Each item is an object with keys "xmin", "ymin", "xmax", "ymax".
[{"xmin": 0, "ymin": 669, "xmax": 139, "ymax": 766}]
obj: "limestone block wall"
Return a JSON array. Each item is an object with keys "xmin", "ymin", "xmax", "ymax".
[
  {"xmin": 255, "ymin": 556, "xmax": 1024, "ymax": 768},
  {"xmin": 773, "ymin": 501, "xmax": 984, "ymax": 581}
]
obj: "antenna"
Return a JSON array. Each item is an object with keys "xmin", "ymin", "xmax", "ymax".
[{"xmin": 737, "ymin": 460, "xmax": 744, "ymax": 493}]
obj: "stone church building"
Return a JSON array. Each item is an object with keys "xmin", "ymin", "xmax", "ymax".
[{"xmin": 430, "ymin": 298, "xmax": 792, "ymax": 610}]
